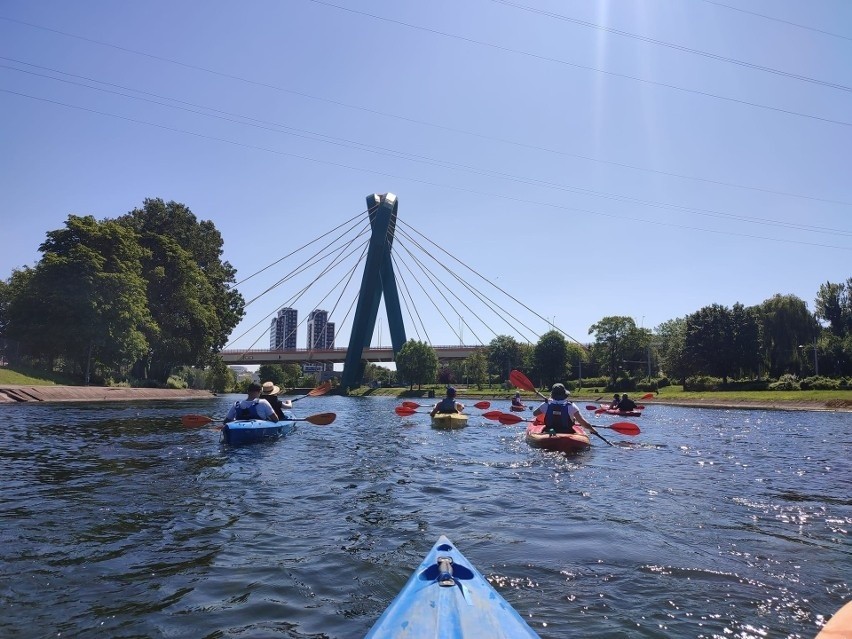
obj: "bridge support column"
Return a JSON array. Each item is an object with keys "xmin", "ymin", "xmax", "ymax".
[{"xmin": 341, "ymin": 193, "xmax": 407, "ymax": 389}]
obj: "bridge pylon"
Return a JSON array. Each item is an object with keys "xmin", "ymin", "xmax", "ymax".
[{"xmin": 340, "ymin": 193, "xmax": 407, "ymax": 389}]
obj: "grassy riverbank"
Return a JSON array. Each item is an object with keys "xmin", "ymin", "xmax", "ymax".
[
  {"xmin": 349, "ymin": 384, "xmax": 852, "ymax": 412},
  {"xmin": 0, "ymin": 366, "xmax": 76, "ymax": 386}
]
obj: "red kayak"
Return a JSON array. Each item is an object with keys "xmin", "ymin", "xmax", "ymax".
[
  {"xmin": 525, "ymin": 417, "xmax": 591, "ymax": 453},
  {"xmin": 509, "ymin": 404, "xmax": 526, "ymax": 412}
]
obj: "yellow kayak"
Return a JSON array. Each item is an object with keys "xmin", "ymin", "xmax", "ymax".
[{"xmin": 431, "ymin": 413, "xmax": 469, "ymax": 429}]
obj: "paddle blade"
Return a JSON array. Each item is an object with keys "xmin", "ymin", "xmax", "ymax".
[
  {"xmin": 640, "ymin": 392, "xmax": 654, "ymax": 400},
  {"xmin": 509, "ymin": 369, "xmax": 536, "ymax": 392},
  {"xmin": 497, "ymin": 413, "xmax": 525, "ymax": 425},
  {"xmin": 608, "ymin": 421, "xmax": 641, "ymax": 435},
  {"xmin": 585, "ymin": 405, "xmax": 599, "ymax": 411},
  {"xmin": 182, "ymin": 414, "xmax": 215, "ymax": 427},
  {"xmin": 482, "ymin": 411, "xmax": 505, "ymax": 420},
  {"xmin": 307, "ymin": 381, "xmax": 333, "ymax": 397},
  {"xmin": 401, "ymin": 401, "xmax": 421, "ymax": 409},
  {"xmin": 302, "ymin": 412, "xmax": 336, "ymax": 426},
  {"xmin": 395, "ymin": 406, "xmax": 418, "ymax": 416},
  {"xmin": 473, "ymin": 401, "xmax": 491, "ymax": 409},
  {"xmin": 594, "ymin": 407, "xmax": 607, "ymax": 415}
]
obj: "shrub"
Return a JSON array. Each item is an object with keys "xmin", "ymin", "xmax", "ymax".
[
  {"xmin": 800, "ymin": 376, "xmax": 841, "ymax": 390},
  {"xmin": 769, "ymin": 374, "xmax": 800, "ymax": 391},
  {"xmin": 166, "ymin": 375, "xmax": 188, "ymax": 389},
  {"xmin": 684, "ymin": 376, "xmax": 724, "ymax": 391}
]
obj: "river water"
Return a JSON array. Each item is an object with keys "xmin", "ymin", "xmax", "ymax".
[{"xmin": 0, "ymin": 395, "xmax": 849, "ymax": 638}]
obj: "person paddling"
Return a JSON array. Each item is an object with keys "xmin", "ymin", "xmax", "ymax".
[
  {"xmin": 224, "ymin": 382, "xmax": 279, "ymax": 424},
  {"xmin": 430, "ymin": 387, "xmax": 465, "ymax": 417},
  {"xmin": 532, "ymin": 383, "xmax": 594, "ymax": 434},
  {"xmin": 616, "ymin": 393, "xmax": 638, "ymax": 412},
  {"xmin": 259, "ymin": 380, "xmax": 292, "ymax": 420},
  {"xmin": 511, "ymin": 392, "xmax": 524, "ymax": 408}
]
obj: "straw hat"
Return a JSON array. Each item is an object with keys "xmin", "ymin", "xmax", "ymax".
[{"xmin": 261, "ymin": 381, "xmax": 281, "ymax": 395}]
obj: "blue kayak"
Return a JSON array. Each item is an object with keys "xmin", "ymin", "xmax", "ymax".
[
  {"xmin": 365, "ymin": 535, "xmax": 541, "ymax": 638},
  {"xmin": 221, "ymin": 417, "xmax": 295, "ymax": 446}
]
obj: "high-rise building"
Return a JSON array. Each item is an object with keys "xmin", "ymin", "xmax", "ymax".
[
  {"xmin": 307, "ymin": 309, "xmax": 333, "ymax": 349},
  {"xmin": 269, "ymin": 307, "xmax": 298, "ymax": 350}
]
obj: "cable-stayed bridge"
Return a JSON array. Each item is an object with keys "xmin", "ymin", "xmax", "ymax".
[{"xmin": 226, "ymin": 192, "xmax": 575, "ymax": 388}]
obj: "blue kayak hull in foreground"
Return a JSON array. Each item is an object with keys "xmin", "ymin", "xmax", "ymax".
[
  {"xmin": 221, "ymin": 419, "xmax": 295, "ymax": 445},
  {"xmin": 365, "ymin": 535, "xmax": 541, "ymax": 638}
]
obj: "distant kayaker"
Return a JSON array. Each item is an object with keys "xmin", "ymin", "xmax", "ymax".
[
  {"xmin": 617, "ymin": 393, "xmax": 638, "ymax": 412},
  {"xmin": 532, "ymin": 383, "xmax": 594, "ymax": 434},
  {"xmin": 224, "ymin": 382, "xmax": 279, "ymax": 424},
  {"xmin": 609, "ymin": 394, "xmax": 621, "ymax": 409},
  {"xmin": 430, "ymin": 387, "xmax": 465, "ymax": 417},
  {"xmin": 259, "ymin": 380, "xmax": 293, "ymax": 420},
  {"xmin": 511, "ymin": 392, "xmax": 524, "ymax": 407}
]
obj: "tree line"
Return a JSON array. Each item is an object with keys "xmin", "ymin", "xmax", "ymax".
[
  {"xmin": 0, "ymin": 199, "xmax": 244, "ymax": 387},
  {"xmin": 388, "ymin": 284, "xmax": 852, "ymax": 392}
]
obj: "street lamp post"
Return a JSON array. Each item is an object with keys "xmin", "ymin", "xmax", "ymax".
[{"xmin": 799, "ymin": 339, "xmax": 819, "ymax": 376}]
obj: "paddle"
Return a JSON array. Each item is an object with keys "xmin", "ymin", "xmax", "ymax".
[
  {"xmin": 509, "ymin": 369, "xmax": 614, "ymax": 446},
  {"xmin": 402, "ymin": 400, "xmax": 491, "ymax": 410},
  {"xmin": 181, "ymin": 412, "xmax": 336, "ymax": 427},
  {"xmin": 493, "ymin": 411, "xmax": 639, "ymax": 435},
  {"xmin": 289, "ymin": 381, "xmax": 332, "ymax": 402}
]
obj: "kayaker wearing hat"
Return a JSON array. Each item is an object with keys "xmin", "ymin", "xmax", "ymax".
[
  {"xmin": 430, "ymin": 387, "xmax": 465, "ymax": 417},
  {"xmin": 511, "ymin": 392, "xmax": 524, "ymax": 408},
  {"xmin": 532, "ymin": 383, "xmax": 594, "ymax": 434},
  {"xmin": 259, "ymin": 380, "xmax": 292, "ymax": 420}
]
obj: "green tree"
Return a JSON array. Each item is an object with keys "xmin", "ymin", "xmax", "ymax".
[
  {"xmin": 758, "ymin": 294, "xmax": 817, "ymax": 378},
  {"xmin": 685, "ymin": 304, "xmax": 737, "ymax": 382},
  {"xmin": 463, "ymin": 349, "xmax": 488, "ymax": 389},
  {"xmin": 588, "ymin": 316, "xmax": 637, "ymax": 383},
  {"xmin": 6, "ymin": 216, "xmax": 152, "ymax": 382},
  {"xmin": 655, "ymin": 318, "xmax": 688, "ymax": 384},
  {"xmin": 205, "ymin": 356, "xmax": 237, "ymax": 393},
  {"xmin": 533, "ymin": 330, "xmax": 569, "ymax": 387},
  {"xmin": 731, "ymin": 303, "xmax": 762, "ymax": 378},
  {"xmin": 815, "ymin": 279, "xmax": 852, "ymax": 337},
  {"xmin": 487, "ymin": 335, "xmax": 522, "ymax": 383},
  {"xmin": 258, "ymin": 364, "xmax": 286, "ymax": 387},
  {"xmin": 395, "ymin": 340, "xmax": 438, "ymax": 389},
  {"xmin": 118, "ymin": 199, "xmax": 245, "ymax": 381}
]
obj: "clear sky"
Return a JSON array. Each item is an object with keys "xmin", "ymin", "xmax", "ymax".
[{"xmin": 2, "ymin": 0, "xmax": 850, "ymax": 354}]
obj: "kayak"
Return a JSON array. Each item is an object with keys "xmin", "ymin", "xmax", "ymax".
[
  {"xmin": 221, "ymin": 417, "xmax": 296, "ymax": 445},
  {"xmin": 431, "ymin": 413, "xmax": 469, "ymax": 429},
  {"xmin": 525, "ymin": 421, "xmax": 591, "ymax": 453},
  {"xmin": 509, "ymin": 404, "xmax": 526, "ymax": 412},
  {"xmin": 816, "ymin": 599, "xmax": 852, "ymax": 638},
  {"xmin": 364, "ymin": 535, "xmax": 541, "ymax": 638}
]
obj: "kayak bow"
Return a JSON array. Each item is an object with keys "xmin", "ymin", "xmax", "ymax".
[{"xmin": 365, "ymin": 535, "xmax": 541, "ymax": 638}]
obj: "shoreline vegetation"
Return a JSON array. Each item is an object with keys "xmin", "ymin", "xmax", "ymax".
[{"xmin": 1, "ymin": 369, "xmax": 849, "ymax": 411}]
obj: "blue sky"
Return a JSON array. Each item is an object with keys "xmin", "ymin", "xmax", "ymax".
[{"xmin": 2, "ymin": 0, "xmax": 850, "ymax": 354}]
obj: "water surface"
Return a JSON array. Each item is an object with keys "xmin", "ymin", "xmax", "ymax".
[{"xmin": 0, "ymin": 395, "xmax": 849, "ymax": 638}]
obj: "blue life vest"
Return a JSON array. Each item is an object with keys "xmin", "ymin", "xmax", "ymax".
[
  {"xmin": 235, "ymin": 400, "xmax": 261, "ymax": 420},
  {"xmin": 544, "ymin": 402, "xmax": 575, "ymax": 433},
  {"xmin": 435, "ymin": 397, "xmax": 458, "ymax": 413}
]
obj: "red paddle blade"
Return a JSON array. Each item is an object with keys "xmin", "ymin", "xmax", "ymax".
[
  {"xmin": 640, "ymin": 392, "xmax": 654, "ymax": 400},
  {"xmin": 401, "ymin": 401, "xmax": 421, "ymax": 409},
  {"xmin": 609, "ymin": 421, "xmax": 640, "ymax": 435},
  {"xmin": 182, "ymin": 414, "xmax": 214, "ymax": 427},
  {"xmin": 585, "ymin": 405, "xmax": 598, "ymax": 410},
  {"xmin": 308, "ymin": 381, "xmax": 333, "ymax": 397},
  {"xmin": 473, "ymin": 401, "xmax": 491, "ymax": 409},
  {"xmin": 497, "ymin": 413, "xmax": 525, "ymax": 425},
  {"xmin": 394, "ymin": 406, "xmax": 417, "ymax": 416},
  {"xmin": 509, "ymin": 369, "xmax": 536, "ymax": 392},
  {"xmin": 482, "ymin": 411, "xmax": 505, "ymax": 420},
  {"xmin": 594, "ymin": 407, "xmax": 607, "ymax": 415}
]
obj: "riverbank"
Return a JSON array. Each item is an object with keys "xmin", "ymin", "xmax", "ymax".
[{"xmin": 0, "ymin": 385, "xmax": 213, "ymax": 403}]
